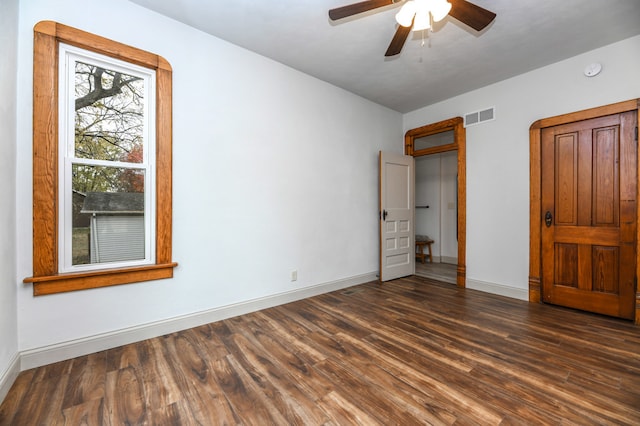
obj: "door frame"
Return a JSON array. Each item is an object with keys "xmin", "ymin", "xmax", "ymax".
[
  {"xmin": 405, "ymin": 117, "xmax": 466, "ymax": 288},
  {"xmin": 529, "ymin": 98, "xmax": 640, "ymax": 324}
]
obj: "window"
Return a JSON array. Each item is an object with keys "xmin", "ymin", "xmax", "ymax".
[
  {"xmin": 60, "ymin": 44, "xmax": 156, "ymax": 272},
  {"xmin": 25, "ymin": 21, "xmax": 177, "ymax": 295}
]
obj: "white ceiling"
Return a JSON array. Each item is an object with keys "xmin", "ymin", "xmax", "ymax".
[{"xmin": 130, "ymin": 0, "xmax": 640, "ymax": 113}]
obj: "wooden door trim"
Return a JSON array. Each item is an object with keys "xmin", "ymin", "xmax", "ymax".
[
  {"xmin": 529, "ymin": 99, "xmax": 640, "ymax": 324},
  {"xmin": 405, "ymin": 117, "xmax": 466, "ymax": 288}
]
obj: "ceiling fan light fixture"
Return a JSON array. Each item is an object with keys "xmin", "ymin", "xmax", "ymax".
[
  {"xmin": 431, "ymin": 0, "xmax": 452, "ymax": 22},
  {"xmin": 395, "ymin": 1, "xmax": 417, "ymax": 27},
  {"xmin": 396, "ymin": 0, "xmax": 451, "ymax": 31},
  {"xmin": 412, "ymin": 12, "xmax": 431, "ymax": 31}
]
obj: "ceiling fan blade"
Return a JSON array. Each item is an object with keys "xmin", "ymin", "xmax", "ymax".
[
  {"xmin": 329, "ymin": 0, "xmax": 395, "ymax": 21},
  {"xmin": 448, "ymin": 0, "xmax": 496, "ymax": 31},
  {"xmin": 385, "ymin": 23, "xmax": 412, "ymax": 56}
]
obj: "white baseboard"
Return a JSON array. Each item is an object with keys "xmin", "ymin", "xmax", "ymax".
[
  {"xmin": 440, "ymin": 256, "xmax": 457, "ymax": 264},
  {"xmin": 466, "ymin": 278, "xmax": 529, "ymax": 301},
  {"xmin": 0, "ymin": 352, "xmax": 20, "ymax": 405},
  {"xmin": 20, "ymin": 272, "xmax": 377, "ymax": 370}
]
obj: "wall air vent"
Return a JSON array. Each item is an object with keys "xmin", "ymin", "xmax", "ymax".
[{"xmin": 464, "ymin": 107, "xmax": 495, "ymax": 127}]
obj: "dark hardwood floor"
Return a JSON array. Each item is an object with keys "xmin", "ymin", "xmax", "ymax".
[{"xmin": 2, "ymin": 276, "xmax": 639, "ymax": 425}]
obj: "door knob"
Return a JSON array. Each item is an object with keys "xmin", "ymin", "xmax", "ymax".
[
  {"xmin": 382, "ymin": 210, "xmax": 388, "ymax": 221},
  {"xmin": 545, "ymin": 211, "xmax": 553, "ymax": 227}
]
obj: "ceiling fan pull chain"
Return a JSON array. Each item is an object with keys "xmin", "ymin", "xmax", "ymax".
[{"xmin": 422, "ymin": 12, "xmax": 433, "ymax": 49}]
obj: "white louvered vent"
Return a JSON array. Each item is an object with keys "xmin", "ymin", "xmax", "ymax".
[{"xmin": 464, "ymin": 107, "xmax": 495, "ymax": 127}]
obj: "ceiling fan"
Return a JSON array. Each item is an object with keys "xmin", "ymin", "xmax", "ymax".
[{"xmin": 329, "ymin": 0, "xmax": 496, "ymax": 56}]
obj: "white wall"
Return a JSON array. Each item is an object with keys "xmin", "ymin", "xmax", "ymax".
[
  {"xmin": 0, "ymin": 0, "xmax": 20, "ymax": 402},
  {"xmin": 404, "ymin": 35, "xmax": 640, "ymax": 299},
  {"xmin": 15, "ymin": 0, "xmax": 401, "ymax": 359},
  {"xmin": 440, "ymin": 151, "xmax": 457, "ymax": 262},
  {"xmin": 415, "ymin": 155, "xmax": 440, "ymax": 243}
]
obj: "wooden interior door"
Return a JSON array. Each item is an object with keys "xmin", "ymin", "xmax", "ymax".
[{"xmin": 541, "ymin": 111, "xmax": 637, "ymax": 319}]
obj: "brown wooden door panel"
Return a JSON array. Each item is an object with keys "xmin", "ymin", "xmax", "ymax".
[
  {"xmin": 554, "ymin": 132, "xmax": 578, "ymax": 225},
  {"xmin": 541, "ymin": 111, "xmax": 637, "ymax": 319},
  {"xmin": 592, "ymin": 124, "xmax": 620, "ymax": 226},
  {"xmin": 591, "ymin": 245, "xmax": 619, "ymax": 292},
  {"xmin": 553, "ymin": 226, "xmax": 619, "ymax": 244},
  {"xmin": 549, "ymin": 286, "xmax": 624, "ymax": 317}
]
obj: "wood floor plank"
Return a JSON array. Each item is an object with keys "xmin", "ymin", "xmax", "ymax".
[
  {"xmin": 335, "ymin": 331, "xmax": 505, "ymax": 425},
  {"xmin": 221, "ymin": 353, "xmax": 291, "ymax": 425},
  {"xmin": 317, "ymin": 334, "xmax": 463, "ymax": 425},
  {"xmin": 239, "ymin": 326, "xmax": 343, "ymax": 412},
  {"xmin": 61, "ymin": 351, "xmax": 106, "ymax": 410},
  {"xmin": 316, "ymin": 390, "xmax": 382, "ymax": 425},
  {"xmin": 251, "ymin": 310, "xmax": 328, "ymax": 364},
  {"xmin": 2, "ymin": 276, "xmax": 640, "ymax": 425},
  {"xmin": 147, "ymin": 400, "xmax": 194, "ymax": 426},
  {"xmin": 61, "ymin": 398, "xmax": 105, "ymax": 425},
  {"xmin": 105, "ymin": 343, "xmax": 142, "ymax": 372},
  {"xmin": 159, "ymin": 331, "xmax": 240, "ymax": 424},
  {"xmin": 314, "ymin": 358, "xmax": 431, "ymax": 425},
  {"xmin": 221, "ymin": 326, "xmax": 331, "ymax": 424},
  {"xmin": 30, "ymin": 357, "xmax": 74, "ymax": 383},
  {"xmin": 191, "ymin": 322, "xmax": 233, "ymax": 361},
  {"xmin": 10, "ymin": 370, "xmax": 69, "ymax": 425},
  {"xmin": 133, "ymin": 337, "xmax": 184, "ymax": 424},
  {"xmin": 0, "ymin": 369, "xmax": 35, "ymax": 425},
  {"xmin": 103, "ymin": 366, "xmax": 146, "ymax": 425}
]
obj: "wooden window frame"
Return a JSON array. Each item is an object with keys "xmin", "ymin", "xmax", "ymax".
[{"xmin": 24, "ymin": 21, "xmax": 177, "ymax": 295}]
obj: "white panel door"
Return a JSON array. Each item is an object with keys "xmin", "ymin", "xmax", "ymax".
[{"xmin": 379, "ymin": 151, "xmax": 415, "ymax": 281}]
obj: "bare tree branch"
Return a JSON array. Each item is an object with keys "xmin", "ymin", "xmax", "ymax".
[{"xmin": 75, "ymin": 67, "xmax": 142, "ymax": 111}]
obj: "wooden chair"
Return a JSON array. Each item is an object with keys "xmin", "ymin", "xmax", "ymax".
[{"xmin": 415, "ymin": 235, "xmax": 434, "ymax": 264}]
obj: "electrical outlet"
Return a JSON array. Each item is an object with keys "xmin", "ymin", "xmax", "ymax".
[{"xmin": 291, "ymin": 270, "xmax": 298, "ymax": 281}]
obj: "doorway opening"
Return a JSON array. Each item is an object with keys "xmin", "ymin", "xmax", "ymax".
[
  {"xmin": 415, "ymin": 152, "xmax": 458, "ymax": 284},
  {"xmin": 405, "ymin": 117, "xmax": 466, "ymax": 287}
]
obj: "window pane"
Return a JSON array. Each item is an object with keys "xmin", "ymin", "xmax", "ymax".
[
  {"xmin": 72, "ymin": 164, "xmax": 145, "ymax": 265},
  {"xmin": 414, "ymin": 130, "xmax": 455, "ymax": 151},
  {"xmin": 74, "ymin": 61, "xmax": 144, "ymax": 163}
]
